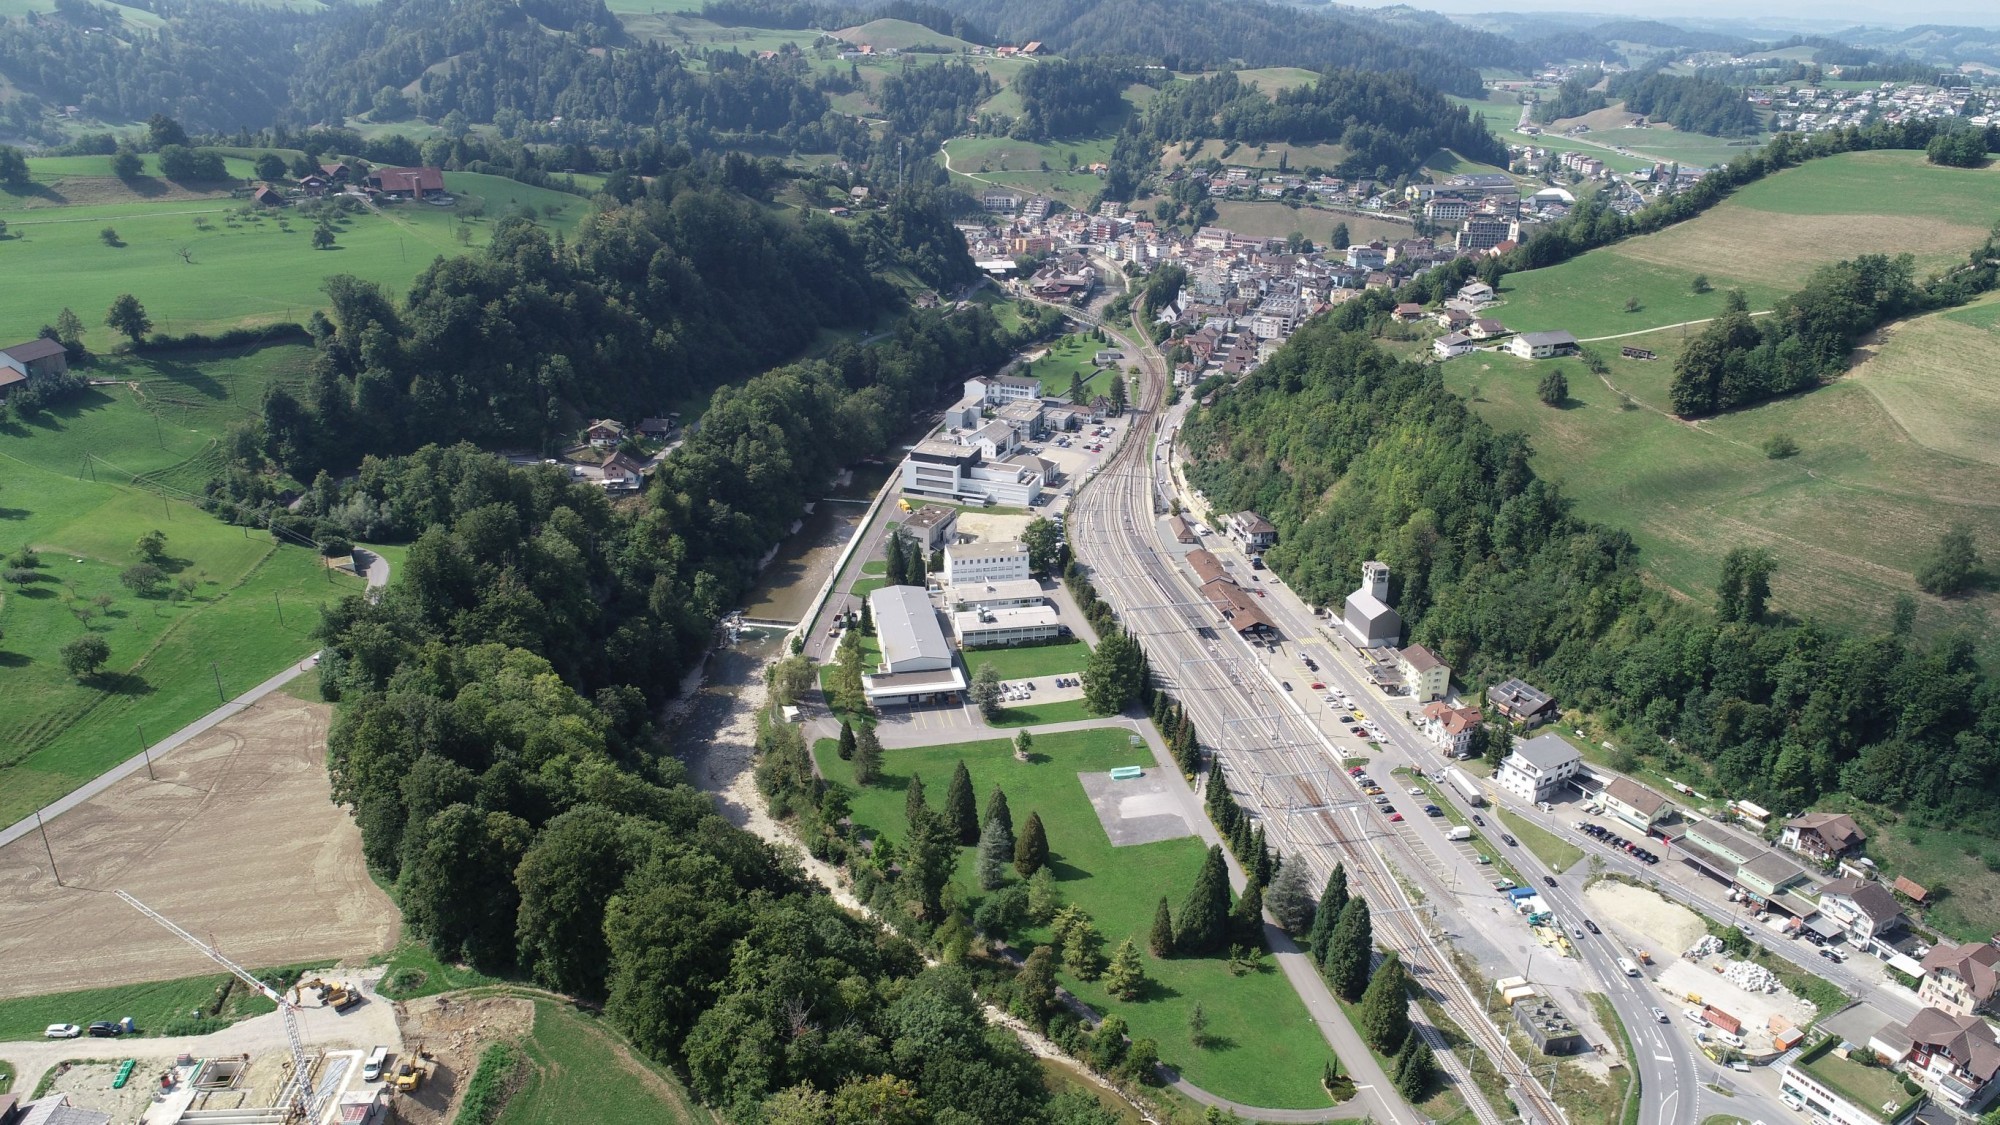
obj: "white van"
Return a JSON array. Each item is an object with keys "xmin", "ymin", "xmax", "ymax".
[
  {"xmin": 1616, "ymin": 957, "xmax": 1640, "ymax": 977},
  {"xmin": 363, "ymin": 1046, "xmax": 389, "ymax": 1082}
]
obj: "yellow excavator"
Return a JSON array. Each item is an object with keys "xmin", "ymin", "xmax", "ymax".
[
  {"xmin": 393, "ymin": 1041, "xmax": 429, "ymax": 1093},
  {"xmin": 293, "ymin": 977, "xmax": 360, "ymax": 1012}
]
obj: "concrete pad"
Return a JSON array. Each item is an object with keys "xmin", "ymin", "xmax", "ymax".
[{"xmin": 1079, "ymin": 770, "xmax": 1195, "ymax": 847}]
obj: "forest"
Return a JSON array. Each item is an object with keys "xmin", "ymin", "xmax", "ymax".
[
  {"xmin": 1669, "ymin": 235, "xmax": 2000, "ymax": 416},
  {"xmin": 1606, "ymin": 70, "xmax": 1761, "ymax": 136},
  {"xmin": 1535, "ymin": 68, "xmax": 1605, "ymax": 123},
  {"xmin": 936, "ymin": 0, "xmax": 1489, "ymax": 96},
  {"xmin": 1009, "ymin": 59, "xmax": 1137, "ymax": 140},
  {"xmin": 1145, "ymin": 70, "xmax": 1506, "ymax": 178},
  {"xmin": 1179, "ymin": 316, "xmax": 2000, "ymax": 833}
]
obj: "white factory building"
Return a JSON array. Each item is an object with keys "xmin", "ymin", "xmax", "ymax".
[
  {"xmin": 954, "ymin": 604, "xmax": 1063, "ymax": 648},
  {"xmin": 944, "ymin": 541, "xmax": 1032, "ymax": 586},
  {"xmin": 899, "ymin": 440, "xmax": 1045, "ymax": 508},
  {"xmin": 861, "ymin": 585, "xmax": 967, "ymax": 706}
]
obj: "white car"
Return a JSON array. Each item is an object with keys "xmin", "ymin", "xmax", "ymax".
[
  {"xmin": 45, "ymin": 1023, "xmax": 82, "ymax": 1039},
  {"xmin": 1651, "ymin": 1007, "xmax": 1668, "ymax": 1023}
]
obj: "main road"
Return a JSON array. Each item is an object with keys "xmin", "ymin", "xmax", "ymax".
[{"xmin": 1063, "ymin": 292, "xmax": 1563, "ymax": 1125}]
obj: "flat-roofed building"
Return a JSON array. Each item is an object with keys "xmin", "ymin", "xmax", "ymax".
[
  {"xmin": 944, "ymin": 541, "xmax": 1032, "ymax": 586},
  {"xmin": 955, "ymin": 605, "xmax": 1062, "ymax": 648},
  {"xmin": 1497, "ymin": 733, "xmax": 1582, "ymax": 803},
  {"xmin": 950, "ymin": 578, "xmax": 1046, "ymax": 612},
  {"xmin": 899, "ymin": 440, "xmax": 1044, "ymax": 507},
  {"xmin": 1602, "ymin": 775, "xmax": 1671, "ymax": 831},
  {"xmin": 1515, "ymin": 997, "xmax": 1585, "ymax": 1055},
  {"xmin": 903, "ymin": 504, "xmax": 959, "ymax": 550}
]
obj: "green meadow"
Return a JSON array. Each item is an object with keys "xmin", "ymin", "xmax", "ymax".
[
  {"xmin": 813, "ymin": 728, "xmax": 1335, "ymax": 1110},
  {"xmin": 0, "ymin": 344, "xmax": 381, "ymax": 826},
  {"xmin": 1, "ymin": 167, "xmax": 592, "ymax": 346}
]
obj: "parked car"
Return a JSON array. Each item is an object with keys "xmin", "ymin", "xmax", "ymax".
[
  {"xmin": 1388, "ymin": 813, "xmax": 1404, "ymax": 822},
  {"xmin": 87, "ymin": 1022, "xmax": 122, "ymax": 1038},
  {"xmin": 1425, "ymin": 807, "xmax": 1444, "ymax": 817},
  {"xmin": 45, "ymin": 1023, "xmax": 81, "ymax": 1039}
]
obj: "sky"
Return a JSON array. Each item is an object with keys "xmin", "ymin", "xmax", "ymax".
[{"xmin": 1342, "ymin": 0, "xmax": 2000, "ymax": 28}]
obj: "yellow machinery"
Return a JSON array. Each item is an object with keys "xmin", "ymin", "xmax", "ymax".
[{"xmin": 394, "ymin": 1042, "xmax": 429, "ymax": 1093}]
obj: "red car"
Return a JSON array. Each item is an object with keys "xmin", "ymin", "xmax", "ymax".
[
  {"xmin": 1310, "ymin": 682, "xmax": 1326, "ymax": 690},
  {"xmin": 1388, "ymin": 813, "xmax": 1405, "ymax": 822},
  {"xmin": 1347, "ymin": 766, "xmax": 1365, "ymax": 775}
]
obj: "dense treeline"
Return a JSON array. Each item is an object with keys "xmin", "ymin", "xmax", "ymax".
[
  {"xmin": 1536, "ymin": 69, "xmax": 1605, "ymax": 123},
  {"xmin": 1670, "ymin": 234, "xmax": 2000, "ymax": 415},
  {"xmin": 1504, "ymin": 117, "xmax": 2000, "ymax": 272},
  {"xmin": 1145, "ymin": 70, "xmax": 1505, "ymax": 178},
  {"xmin": 938, "ymin": 0, "xmax": 1487, "ymax": 96},
  {"xmin": 879, "ymin": 59, "xmax": 996, "ymax": 149},
  {"xmin": 1179, "ymin": 318, "xmax": 2000, "ymax": 835},
  {"xmin": 1009, "ymin": 58, "xmax": 1134, "ymax": 139},
  {"xmin": 1608, "ymin": 70, "xmax": 1760, "ymax": 136},
  {"xmin": 0, "ymin": 0, "xmax": 312, "ymax": 132}
]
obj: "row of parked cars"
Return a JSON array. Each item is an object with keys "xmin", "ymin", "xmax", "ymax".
[
  {"xmin": 44, "ymin": 1019, "xmax": 132, "ymax": 1038},
  {"xmin": 1576, "ymin": 821, "xmax": 1661, "ymax": 864}
]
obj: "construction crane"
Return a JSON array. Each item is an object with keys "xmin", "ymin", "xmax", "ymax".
[{"xmin": 115, "ymin": 890, "xmax": 322, "ymax": 1124}]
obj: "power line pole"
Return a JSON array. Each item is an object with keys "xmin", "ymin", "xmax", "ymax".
[
  {"xmin": 211, "ymin": 662, "xmax": 226, "ymax": 704},
  {"xmin": 136, "ymin": 723, "xmax": 155, "ymax": 781},
  {"xmin": 35, "ymin": 811, "xmax": 61, "ymax": 886}
]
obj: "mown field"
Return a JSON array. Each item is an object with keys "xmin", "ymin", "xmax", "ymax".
[
  {"xmin": 0, "ymin": 344, "xmax": 383, "ymax": 826},
  {"xmin": 1490, "ymin": 150, "xmax": 2000, "ymax": 339},
  {"xmin": 0, "ymin": 968, "xmax": 296, "ymax": 1040},
  {"xmin": 0, "ymin": 166, "xmax": 592, "ymax": 345},
  {"xmin": 493, "ymin": 999, "xmax": 716, "ymax": 1125},
  {"xmin": 812, "ymin": 728, "xmax": 1335, "ymax": 1110},
  {"xmin": 943, "ymin": 133, "xmax": 1120, "ymax": 209},
  {"xmin": 1440, "ymin": 322, "xmax": 2000, "ymax": 640},
  {"xmin": 1158, "ymin": 137, "xmax": 1351, "ymax": 173},
  {"xmin": 1208, "ymin": 201, "xmax": 1408, "ymax": 247}
]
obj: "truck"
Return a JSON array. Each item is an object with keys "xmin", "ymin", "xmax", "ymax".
[
  {"xmin": 1448, "ymin": 825, "xmax": 1473, "ymax": 841},
  {"xmin": 1446, "ymin": 768, "xmax": 1486, "ymax": 807}
]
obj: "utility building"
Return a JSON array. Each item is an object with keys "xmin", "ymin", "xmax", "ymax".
[
  {"xmin": 862, "ymin": 585, "xmax": 967, "ymax": 706},
  {"xmin": 1341, "ymin": 561, "xmax": 1401, "ymax": 648}
]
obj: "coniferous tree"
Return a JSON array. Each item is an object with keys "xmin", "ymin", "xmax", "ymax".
[
  {"xmin": 906, "ymin": 773, "xmax": 928, "ymax": 826},
  {"xmin": 1251, "ymin": 825, "xmax": 1274, "ymax": 885},
  {"xmin": 1015, "ymin": 811, "xmax": 1049, "ymax": 877},
  {"xmin": 859, "ymin": 598, "xmax": 874, "ymax": 636},
  {"xmin": 1309, "ymin": 865, "xmax": 1349, "ymax": 963},
  {"xmin": 837, "ymin": 720, "xmax": 856, "ymax": 761},
  {"xmin": 1015, "ymin": 944, "xmax": 1057, "ymax": 1024},
  {"xmin": 983, "ymin": 786, "xmax": 1014, "ymax": 838},
  {"xmin": 1149, "ymin": 896, "xmax": 1175, "ymax": 957},
  {"xmin": 1395, "ymin": 1039, "xmax": 1436, "ymax": 1102},
  {"xmin": 1266, "ymin": 860, "xmax": 1316, "ymax": 935},
  {"xmin": 1358, "ymin": 953, "xmax": 1411, "ymax": 1052},
  {"xmin": 945, "ymin": 760, "xmax": 979, "ymax": 845},
  {"xmin": 977, "ymin": 816, "xmax": 1013, "ymax": 890},
  {"xmin": 1392, "ymin": 1029, "xmax": 1421, "ymax": 1087},
  {"xmin": 1323, "ymin": 897, "xmax": 1373, "ymax": 1001},
  {"xmin": 1176, "ymin": 845, "xmax": 1232, "ymax": 954},
  {"xmin": 852, "ymin": 724, "xmax": 884, "ymax": 785},
  {"xmin": 1027, "ymin": 866, "xmax": 1062, "ymax": 922},
  {"xmin": 1231, "ymin": 877, "xmax": 1266, "ymax": 948},
  {"xmin": 1104, "ymin": 937, "xmax": 1146, "ymax": 1000}
]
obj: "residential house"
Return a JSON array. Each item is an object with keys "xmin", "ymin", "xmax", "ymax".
[
  {"xmin": 903, "ymin": 504, "xmax": 959, "ymax": 551},
  {"xmin": 944, "ymin": 541, "xmax": 1032, "ymax": 586},
  {"xmin": 1392, "ymin": 302, "xmax": 1426, "ymax": 322},
  {"xmin": 1435, "ymin": 308, "xmax": 1475, "ymax": 332},
  {"xmin": 366, "ymin": 166, "xmax": 448, "ymax": 200},
  {"xmin": 1882, "ymin": 1007, "xmax": 2000, "ymax": 1113},
  {"xmin": 1497, "ymin": 733, "xmax": 1582, "ymax": 803},
  {"xmin": 1340, "ymin": 561, "xmax": 1401, "ymax": 648},
  {"xmin": 1601, "ymin": 776, "xmax": 1671, "ymax": 832},
  {"xmin": 1488, "ymin": 678, "xmax": 1556, "ymax": 726},
  {"xmin": 1456, "ymin": 281, "xmax": 1497, "ymax": 306},
  {"xmin": 1468, "ymin": 318, "xmax": 1510, "ymax": 340},
  {"xmin": 1345, "ymin": 243, "xmax": 1387, "ymax": 270},
  {"xmin": 1398, "ymin": 644, "xmax": 1449, "ymax": 702},
  {"xmin": 1510, "ymin": 331, "xmax": 1579, "ymax": 360},
  {"xmin": 1920, "ymin": 942, "xmax": 2000, "ymax": 1018},
  {"xmin": 1433, "ymin": 332, "xmax": 1476, "ymax": 360},
  {"xmin": 637, "ymin": 415, "xmax": 677, "ymax": 438},
  {"xmin": 1227, "ymin": 510, "xmax": 1278, "ymax": 552},
  {"xmin": 252, "ymin": 184, "xmax": 285, "ymax": 207},
  {"xmin": 598, "ymin": 451, "xmax": 647, "ymax": 491},
  {"xmin": 584, "ymin": 419, "xmax": 626, "ymax": 447},
  {"xmin": 1421, "ymin": 702, "xmax": 1484, "ymax": 756},
  {"xmin": 1815, "ymin": 877, "xmax": 1906, "ymax": 946},
  {"xmin": 1782, "ymin": 813, "xmax": 1867, "ymax": 864}
]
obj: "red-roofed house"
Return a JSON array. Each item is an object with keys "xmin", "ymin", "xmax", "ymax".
[
  {"xmin": 1421, "ymin": 701, "xmax": 1483, "ymax": 756},
  {"xmin": 366, "ymin": 166, "xmax": 448, "ymax": 200},
  {"xmin": 1922, "ymin": 942, "xmax": 2000, "ymax": 1018}
]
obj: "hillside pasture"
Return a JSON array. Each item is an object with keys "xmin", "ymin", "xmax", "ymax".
[
  {"xmin": 0, "ymin": 172, "xmax": 589, "ymax": 345},
  {"xmin": 1442, "ymin": 326, "xmax": 2000, "ymax": 641},
  {"xmin": 1847, "ymin": 292, "xmax": 2000, "ymax": 468},
  {"xmin": 833, "ymin": 18, "xmax": 977, "ymax": 51},
  {"xmin": 1233, "ymin": 67, "xmax": 1321, "ymax": 96},
  {"xmin": 1159, "ymin": 137, "xmax": 1350, "ymax": 172}
]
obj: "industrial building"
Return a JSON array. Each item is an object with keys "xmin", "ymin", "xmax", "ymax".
[
  {"xmin": 862, "ymin": 585, "xmax": 967, "ymax": 706},
  {"xmin": 1340, "ymin": 561, "xmax": 1401, "ymax": 648},
  {"xmin": 944, "ymin": 541, "xmax": 1032, "ymax": 586},
  {"xmin": 954, "ymin": 605, "xmax": 1063, "ymax": 648}
]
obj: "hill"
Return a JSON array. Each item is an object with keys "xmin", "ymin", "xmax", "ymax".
[
  {"xmin": 834, "ymin": 17, "xmax": 976, "ymax": 50},
  {"xmin": 1489, "ymin": 150, "xmax": 2000, "ymax": 339}
]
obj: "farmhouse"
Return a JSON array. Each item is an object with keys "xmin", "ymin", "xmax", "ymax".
[
  {"xmin": 366, "ymin": 166, "xmax": 448, "ymax": 200},
  {"xmin": 862, "ymin": 585, "xmax": 967, "ymax": 707},
  {"xmin": 1510, "ymin": 331, "xmax": 1579, "ymax": 360},
  {"xmin": 0, "ymin": 336, "xmax": 67, "ymax": 398}
]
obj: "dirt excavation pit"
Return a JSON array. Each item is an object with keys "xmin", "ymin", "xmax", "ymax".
[
  {"xmin": 1583, "ymin": 880, "xmax": 1707, "ymax": 957},
  {"xmin": 0, "ymin": 690, "xmax": 401, "ymax": 998},
  {"xmin": 390, "ymin": 995, "xmax": 536, "ymax": 1125}
]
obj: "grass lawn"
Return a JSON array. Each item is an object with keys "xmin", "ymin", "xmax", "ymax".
[
  {"xmin": 1026, "ymin": 333, "xmax": 1126, "ymax": 404},
  {"xmin": 0, "ymin": 172, "xmax": 591, "ymax": 346},
  {"xmin": 812, "ymin": 730, "xmax": 1334, "ymax": 1109},
  {"xmin": 0, "ymin": 968, "xmax": 316, "ymax": 1039},
  {"xmin": 373, "ymin": 936, "xmax": 501, "ymax": 1001},
  {"xmin": 1799, "ymin": 1046, "xmax": 1909, "ymax": 1115},
  {"xmin": 850, "ymin": 576, "xmax": 888, "ymax": 599},
  {"xmin": 0, "ymin": 345, "xmax": 385, "ymax": 825},
  {"xmin": 832, "ymin": 17, "xmax": 977, "ymax": 51},
  {"xmin": 961, "ymin": 639, "xmax": 1092, "ymax": 681},
  {"xmin": 942, "ymin": 133, "xmax": 1122, "ymax": 209},
  {"xmin": 1233, "ymin": 67, "xmax": 1322, "ymax": 96},
  {"xmin": 1208, "ymin": 201, "xmax": 1408, "ymax": 247},
  {"xmin": 1495, "ymin": 807, "xmax": 1584, "ymax": 874},
  {"xmin": 1159, "ymin": 138, "xmax": 1351, "ymax": 173},
  {"xmin": 494, "ymin": 999, "xmax": 715, "ymax": 1125},
  {"xmin": 986, "ymin": 698, "xmax": 1103, "ymax": 727}
]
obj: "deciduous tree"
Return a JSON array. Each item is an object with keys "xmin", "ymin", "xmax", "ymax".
[
  {"xmin": 60, "ymin": 634, "xmax": 110, "ymax": 679},
  {"xmin": 1917, "ymin": 524, "xmax": 1980, "ymax": 596},
  {"xmin": 105, "ymin": 294, "xmax": 151, "ymax": 343}
]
